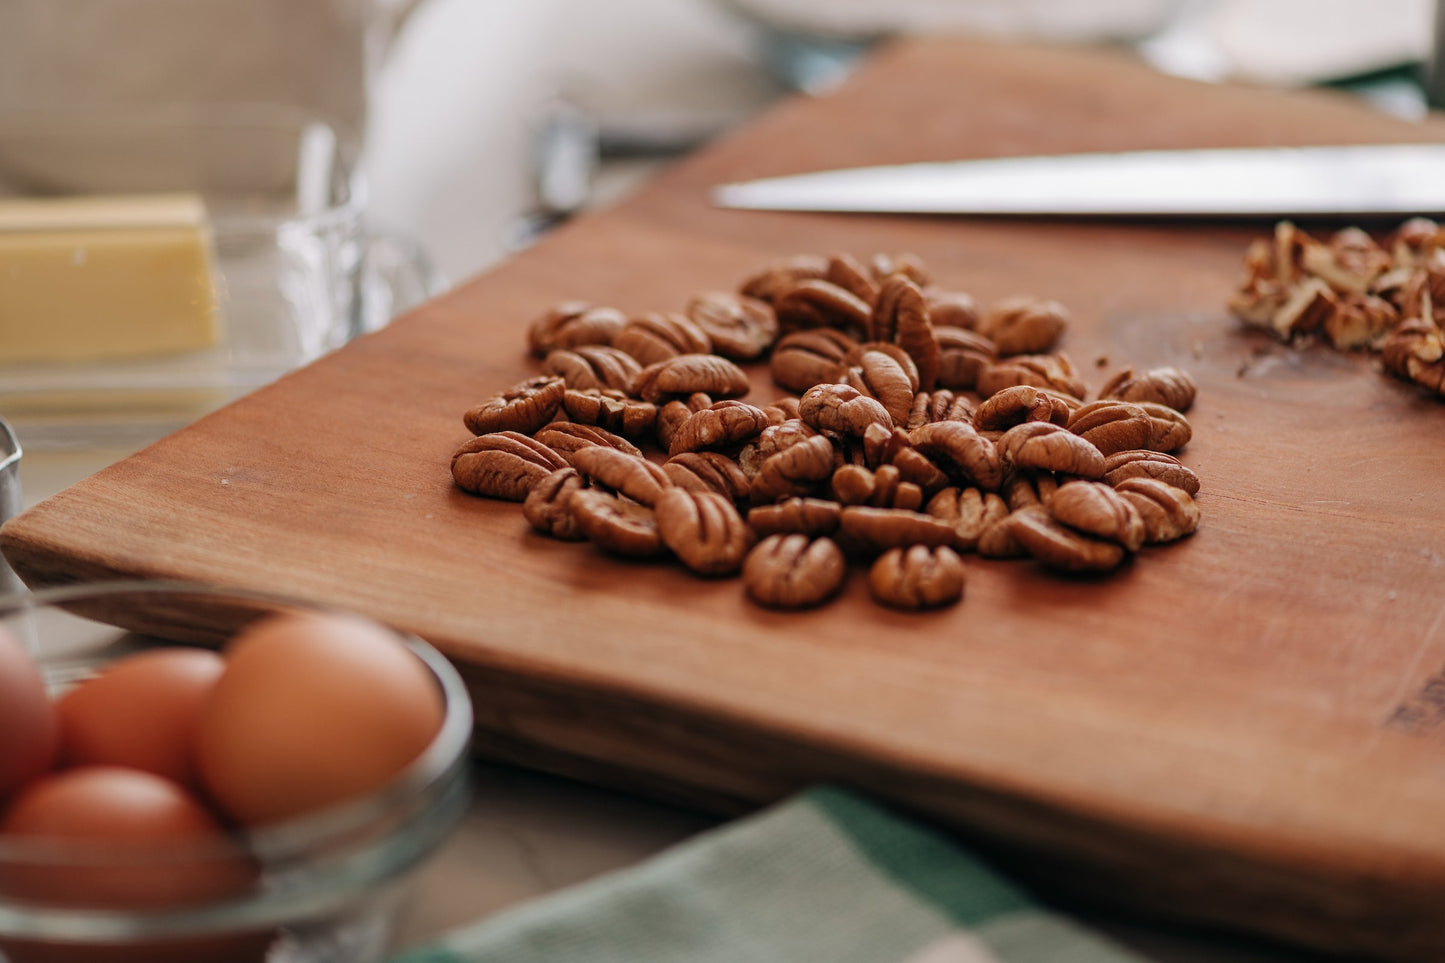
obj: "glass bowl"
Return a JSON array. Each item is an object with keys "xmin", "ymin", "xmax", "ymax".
[{"xmin": 0, "ymin": 581, "xmax": 473, "ymax": 963}]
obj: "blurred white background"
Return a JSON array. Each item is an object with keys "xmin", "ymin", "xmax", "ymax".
[{"xmin": 362, "ymin": 0, "xmax": 1433, "ymax": 287}]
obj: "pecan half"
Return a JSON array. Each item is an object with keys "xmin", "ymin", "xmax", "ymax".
[
  {"xmin": 924, "ymin": 289, "xmax": 980, "ymax": 330},
  {"xmin": 870, "ymin": 251, "xmax": 930, "ymax": 286},
  {"xmin": 613, "ymin": 311, "xmax": 712, "ymax": 366},
  {"xmin": 932, "ymin": 326, "xmax": 997, "ymax": 391},
  {"xmin": 748, "ymin": 497, "xmax": 841, "ymax": 537},
  {"xmin": 753, "ymin": 418, "xmax": 821, "ymax": 461},
  {"xmin": 1114, "ymin": 477, "xmax": 1201, "ymax": 543},
  {"xmin": 632, "ymin": 354, "xmax": 751, "ymax": 403},
  {"xmin": 997, "ymin": 422, "xmax": 1106, "ymax": 479},
  {"xmin": 534, "ymin": 422, "xmax": 642, "ymax": 463},
  {"xmin": 743, "ymin": 534, "xmax": 847, "ymax": 609},
  {"xmin": 739, "ymin": 254, "xmax": 829, "ymax": 303},
  {"xmin": 831, "ymin": 464, "xmax": 877, "ymax": 506},
  {"xmin": 846, "ymin": 464, "xmax": 926, "ymax": 511},
  {"xmin": 798, "ymin": 383, "xmax": 893, "ymax": 436},
  {"xmin": 662, "ymin": 451, "xmax": 752, "ymax": 503},
  {"xmin": 654, "ymin": 393, "xmax": 712, "ymax": 452},
  {"xmin": 908, "ymin": 421, "xmax": 1004, "ymax": 491},
  {"xmin": 978, "ymin": 296, "xmax": 1068, "ymax": 356},
  {"xmin": 668, "ymin": 401, "xmax": 771, "ymax": 456},
  {"xmin": 876, "ymin": 276, "xmax": 940, "ymax": 390},
  {"xmin": 843, "ymin": 342, "xmax": 921, "ymax": 390},
  {"xmin": 463, "ymin": 375, "xmax": 567, "ymax": 435},
  {"xmin": 561, "ymin": 388, "xmax": 658, "ymax": 438},
  {"xmin": 451, "ymin": 431, "xmax": 570, "ymax": 501},
  {"xmin": 1098, "ymin": 366, "xmax": 1198, "ymax": 413},
  {"xmin": 686, "ymin": 292, "xmax": 779, "ymax": 361},
  {"xmin": 976, "ymin": 353, "xmax": 1085, "ymax": 399},
  {"xmin": 837, "ymin": 506, "xmax": 956, "ymax": 556},
  {"xmin": 825, "ymin": 252, "xmax": 881, "ymax": 305},
  {"xmin": 570, "ymin": 446, "xmax": 673, "ymax": 507},
  {"xmin": 527, "ymin": 303, "xmax": 626, "ymax": 357},
  {"xmin": 774, "ymin": 279, "xmax": 872, "ymax": 333},
  {"xmin": 1103, "ymin": 450, "xmax": 1201, "ymax": 495},
  {"xmin": 907, "ymin": 389, "xmax": 975, "ymax": 429},
  {"xmin": 569, "ymin": 489, "xmax": 665, "ymax": 558},
  {"xmin": 1048, "ymin": 480, "xmax": 1145, "ymax": 552},
  {"xmin": 1003, "ymin": 471, "xmax": 1060, "ymax": 511},
  {"xmin": 868, "ymin": 273, "xmax": 906, "ymax": 343},
  {"xmin": 655, "ymin": 488, "xmax": 755, "ymax": 577},
  {"xmin": 976, "ymin": 512, "xmax": 1028, "ymax": 558},
  {"xmin": 1066, "ymin": 400, "xmax": 1154, "ymax": 456},
  {"xmin": 765, "ymin": 396, "xmax": 802, "ymax": 422},
  {"xmin": 869, "ymin": 545, "xmax": 966, "ymax": 609},
  {"xmin": 901, "ymin": 305, "xmax": 942, "ymax": 393},
  {"xmin": 522, "ymin": 467, "xmax": 589, "ymax": 540},
  {"xmin": 974, "ymin": 384, "xmax": 1071, "ymax": 432},
  {"xmin": 770, "ymin": 328, "xmax": 856, "ymax": 393},
  {"xmin": 856, "ymin": 422, "xmax": 908, "ymax": 467},
  {"xmin": 750, "ymin": 434, "xmax": 836, "ymax": 504},
  {"xmin": 544, "ymin": 345, "xmax": 644, "ymax": 392},
  {"xmin": 888, "ymin": 447, "xmax": 950, "ymax": 496},
  {"xmin": 926, "ymin": 486, "xmax": 1010, "ymax": 552},
  {"xmin": 1134, "ymin": 401, "xmax": 1193, "ymax": 452},
  {"xmin": 841, "ymin": 348, "xmax": 917, "ymax": 427},
  {"xmin": 1009, "ymin": 506, "xmax": 1128, "ymax": 573},
  {"xmin": 740, "ymin": 420, "xmax": 816, "ymax": 478}
]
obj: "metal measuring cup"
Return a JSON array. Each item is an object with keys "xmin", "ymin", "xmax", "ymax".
[{"xmin": 0, "ymin": 419, "xmax": 23, "ymax": 594}]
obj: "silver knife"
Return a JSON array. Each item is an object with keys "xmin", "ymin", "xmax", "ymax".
[{"xmin": 712, "ymin": 144, "xmax": 1445, "ymax": 218}]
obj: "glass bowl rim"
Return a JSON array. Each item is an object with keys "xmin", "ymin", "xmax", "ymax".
[{"xmin": 0, "ymin": 579, "xmax": 473, "ymax": 938}]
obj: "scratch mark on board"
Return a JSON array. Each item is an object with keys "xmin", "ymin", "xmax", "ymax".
[{"xmin": 1375, "ymin": 598, "xmax": 1445, "ymax": 748}]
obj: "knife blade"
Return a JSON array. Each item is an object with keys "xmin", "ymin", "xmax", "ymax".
[{"xmin": 712, "ymin": 144, "xmax": 1445, "ymax": 218}]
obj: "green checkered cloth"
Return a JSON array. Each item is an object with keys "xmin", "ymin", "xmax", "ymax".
[{"xmin": 390, "ymin": 786, "xmax": 1147, "ymax": 963}]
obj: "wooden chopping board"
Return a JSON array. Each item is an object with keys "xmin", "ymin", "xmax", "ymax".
[{"xmin": 7, "ymin": 38, "xmax": 1445, "ymax": 961}]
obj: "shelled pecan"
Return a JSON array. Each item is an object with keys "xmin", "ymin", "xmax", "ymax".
[{"xmin": 450, "ymin": 248, "xmax": 1205, "ymax": 613}]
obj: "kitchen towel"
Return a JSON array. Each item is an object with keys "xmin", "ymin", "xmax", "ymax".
[{"xmin": 390, "ymin": 785, "xmax": 1147, "ymax": 963}]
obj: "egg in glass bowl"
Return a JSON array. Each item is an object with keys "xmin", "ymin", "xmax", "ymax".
[{"xmin": 0, "ymin": 580, "xmax": 472, "ymax": 963}]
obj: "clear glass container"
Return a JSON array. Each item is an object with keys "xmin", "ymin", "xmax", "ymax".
[
  {"xmin": 0, "ymin": 581, "xmax": 473, "ymax": 963},
  {"xmin": 0, "ymin": 107, "xmax": 441, "ymax": 450}
]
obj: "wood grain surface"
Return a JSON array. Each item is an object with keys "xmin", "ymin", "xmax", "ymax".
[{"xmin": 7, "ymin": 38, "xmax": 1445, "ymax": 961}]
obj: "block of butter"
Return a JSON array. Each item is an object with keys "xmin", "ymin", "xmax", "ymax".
[{"xmin": 0, "ymin": 193, "xmax": 221, "ymax": 364}]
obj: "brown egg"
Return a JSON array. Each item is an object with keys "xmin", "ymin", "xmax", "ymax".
[
  {"xmin": 56, "ymin": 648, "xmax": 225, "ymax": 790},
  {"xmin": 0, "ymin": 765, "xmax": 271, "ymax": 963},
  {"xmin": 0, "ymin": 766, "xmax": 255, "ymax": 909},
  {"xmin": 194, "ymin": 612, "xmax": 444, "ymax": 826},
  {"xmin": 0, "ymin": 626, "xmax": 57, "ymax": 801}
]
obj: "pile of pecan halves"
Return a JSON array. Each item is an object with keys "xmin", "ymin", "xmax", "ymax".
[
  {"xmin": 1228, "ymin": 217, "xmax": 1445, "ymax": 396},
  {"xmin": 451, "ymin": 252, "xmax": 1202, "ymax": 611}
]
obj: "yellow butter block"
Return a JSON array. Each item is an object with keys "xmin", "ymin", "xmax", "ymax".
[{"xmin": 0, "ymin": 193, "xmax": 221, "ymax": 364}]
